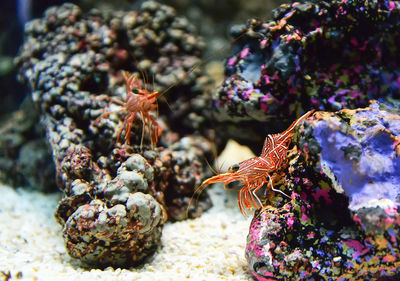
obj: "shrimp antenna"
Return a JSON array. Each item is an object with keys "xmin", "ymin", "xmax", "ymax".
[
  {"xmin": 130, "ymin": 52, "xmax": 149, "ymax": 92},
  {"xmin": 158, "ymin": 30, "xmax": 248, "ymax": 99},
  {"xmin": 205, "ymin": 129, "xmax": 223, "ymax": 175},
  {"xmin": 139, "ymin": 67, "xmax": 147, "ymax": 90},
  {"xmin": 185, "ymin": 141, "xmax": 229, "ymax": 219},
  {"xmin": 144, "ymin": 67, "xmax": 150, "ymax": 91},
  {"xmin": 152, "ymin": 72, "xmax": 156, "ymax": 93},
  {"xmin": 185, "ymin": 155, "xmax": 215, "ymax": 219},
  {"xmin": 186, "ymin": 181, "xmax": 212, "ymax": 219},
  {"xmin": 159, "ymin": 95, "xmax": 172, "ymax": 111},
  {"xmin": 152, "ymin": 72, "xmax": 160, "ymax": 118},
  {"xmin": 204, "ymin": 156, "xmax": 218, "ymax": 175}
]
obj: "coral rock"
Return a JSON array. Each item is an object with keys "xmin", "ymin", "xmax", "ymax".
[
  {"xmin": 0, "ymin": 98, "xmax": 56, "ymax": 191},
  {"xmin": 64, "ymin": 194, "xmax": 164, "ymax": 267},
  {"xmin": 246, "ymin": 102, "xmax": 400, "ymax": 280},
  {"xmin": 215, "ymin": 0, "xmax": 400, "ymax": 150},
  {"xmin": 16, "ymin": 2, "xmax": 213, "ymax": 267}
]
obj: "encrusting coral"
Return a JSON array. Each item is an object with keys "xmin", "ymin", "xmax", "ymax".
[
  {"xmin": 214, "ymin": 0, "xmax": 400, "ymax": 151},
  {"xmin": 246, "ymin": 101, "xmax": 400, "ymax": 280}
]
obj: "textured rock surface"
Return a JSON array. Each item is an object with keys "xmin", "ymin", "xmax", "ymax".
[
  {"xmin": 214, "ymin": 0, "xmax": 400, "ymax": 150},
  {"xmin": 0, "ymin": 180, "xmax": 252, "ymax": 280},
  {"xmin": 16, "ymin": 2, "xmax": 213, "ymax": 267},
  {"xmin": 246, "ymin": 102, "xmax": 400, "ymax": 280},
  {"xmin": 0, "ymin": 98, "xmax": 56, "ymax": 192}
]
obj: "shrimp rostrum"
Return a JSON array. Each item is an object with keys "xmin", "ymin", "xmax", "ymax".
[{"xmin": 200, "ymin": 110, "xmax": 314, "ymax": 216}]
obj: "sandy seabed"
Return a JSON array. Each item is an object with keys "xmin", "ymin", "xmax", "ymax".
[{"xmin": 0, "ymin": 142, "xmax": 255, "ymax": 281}]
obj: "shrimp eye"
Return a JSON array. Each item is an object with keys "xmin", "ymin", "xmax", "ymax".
[{"xmin": 230, "ymin": 164, "xmax": 240, "ymax": 172}]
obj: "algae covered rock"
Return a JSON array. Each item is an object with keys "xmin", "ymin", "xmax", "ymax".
[
  {"xmin": 246, "ymin": 102, "xmax": 400, "ymax": 280},
  {"xmin": 65, "ymin": 154, "xmax": 166, "ymax": 265},
  {"xmin": 16, "ymin": 2, "xmax": 213, "ymax": 267},
  {"xmin": 64, "ymin": 193, "xmax": 165, "ymax": 267},
  {"xmin": 214, "ymin": 0, "xmax": 400, "ymax": 150},
  {"xmin": 0, "ymin": 98, "xmax": 56, "ymax": 192}
]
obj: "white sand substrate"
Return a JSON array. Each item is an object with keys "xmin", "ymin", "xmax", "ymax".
[{"xmin": 0, "ymin": 141, "xmax": 255, "ymax": 281}]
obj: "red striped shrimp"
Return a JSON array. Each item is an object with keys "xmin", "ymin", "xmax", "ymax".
[
  {"xmin": 94, "ymin": 32, "xmax": 251, "ymax": 150},
  {"xmin": 199, "ymin": 110, "xmax": 315, "ymax": 216},
  {"xmin": 95, "ymin": 71, "xmax": 162, "ymax": 149}
]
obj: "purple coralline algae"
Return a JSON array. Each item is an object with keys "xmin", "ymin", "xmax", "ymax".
[
  {"xmin": 246, "ymin": 102, "xmax": 400, "ymax": 280},
  {"xmin": 15, "ymin": 2, "xmax": 213, "ymax": 267},
  {"xmin": 214, "ymin": 0, "xmax": 400, "ymax": 147}
]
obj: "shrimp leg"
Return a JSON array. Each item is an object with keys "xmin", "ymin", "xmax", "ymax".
[
  {"xmin": 251, "ymin": 181, "xmax": 266, "ymax": 209},
  {"xmin": 124, "ymin": 114, "xmax": 135, "ymax": 145},
  {"xmin": 268, "ymin": 174, "xmax": 291, "ymax": 198}
]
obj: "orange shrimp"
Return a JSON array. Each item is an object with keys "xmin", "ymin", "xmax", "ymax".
[
  {"xmin": 199, "ymin": 110, "xmax": 315, "ymax": 216},
  {"xmin": 96, "ymin": 32, "xmax": 251, "ymax": 149},
  {"xmin": 96, "ymin": 70, "xmax": 162, "ymax": 148}
]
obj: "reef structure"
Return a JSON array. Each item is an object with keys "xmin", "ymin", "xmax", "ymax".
[
  {"xmin": 214, "ymin": 0, "xmax": 400, "ymax": 149},
  {"xmin": 16, "ymin": 2, "xmax": 213, "ymax": 267},
  {"xmin": 0, "ymin": 98, "xmax": 56, "ymax": 192},
  {"xmin": 246, "ymin": 102, "xmax": 400, "ymax": 280}
]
